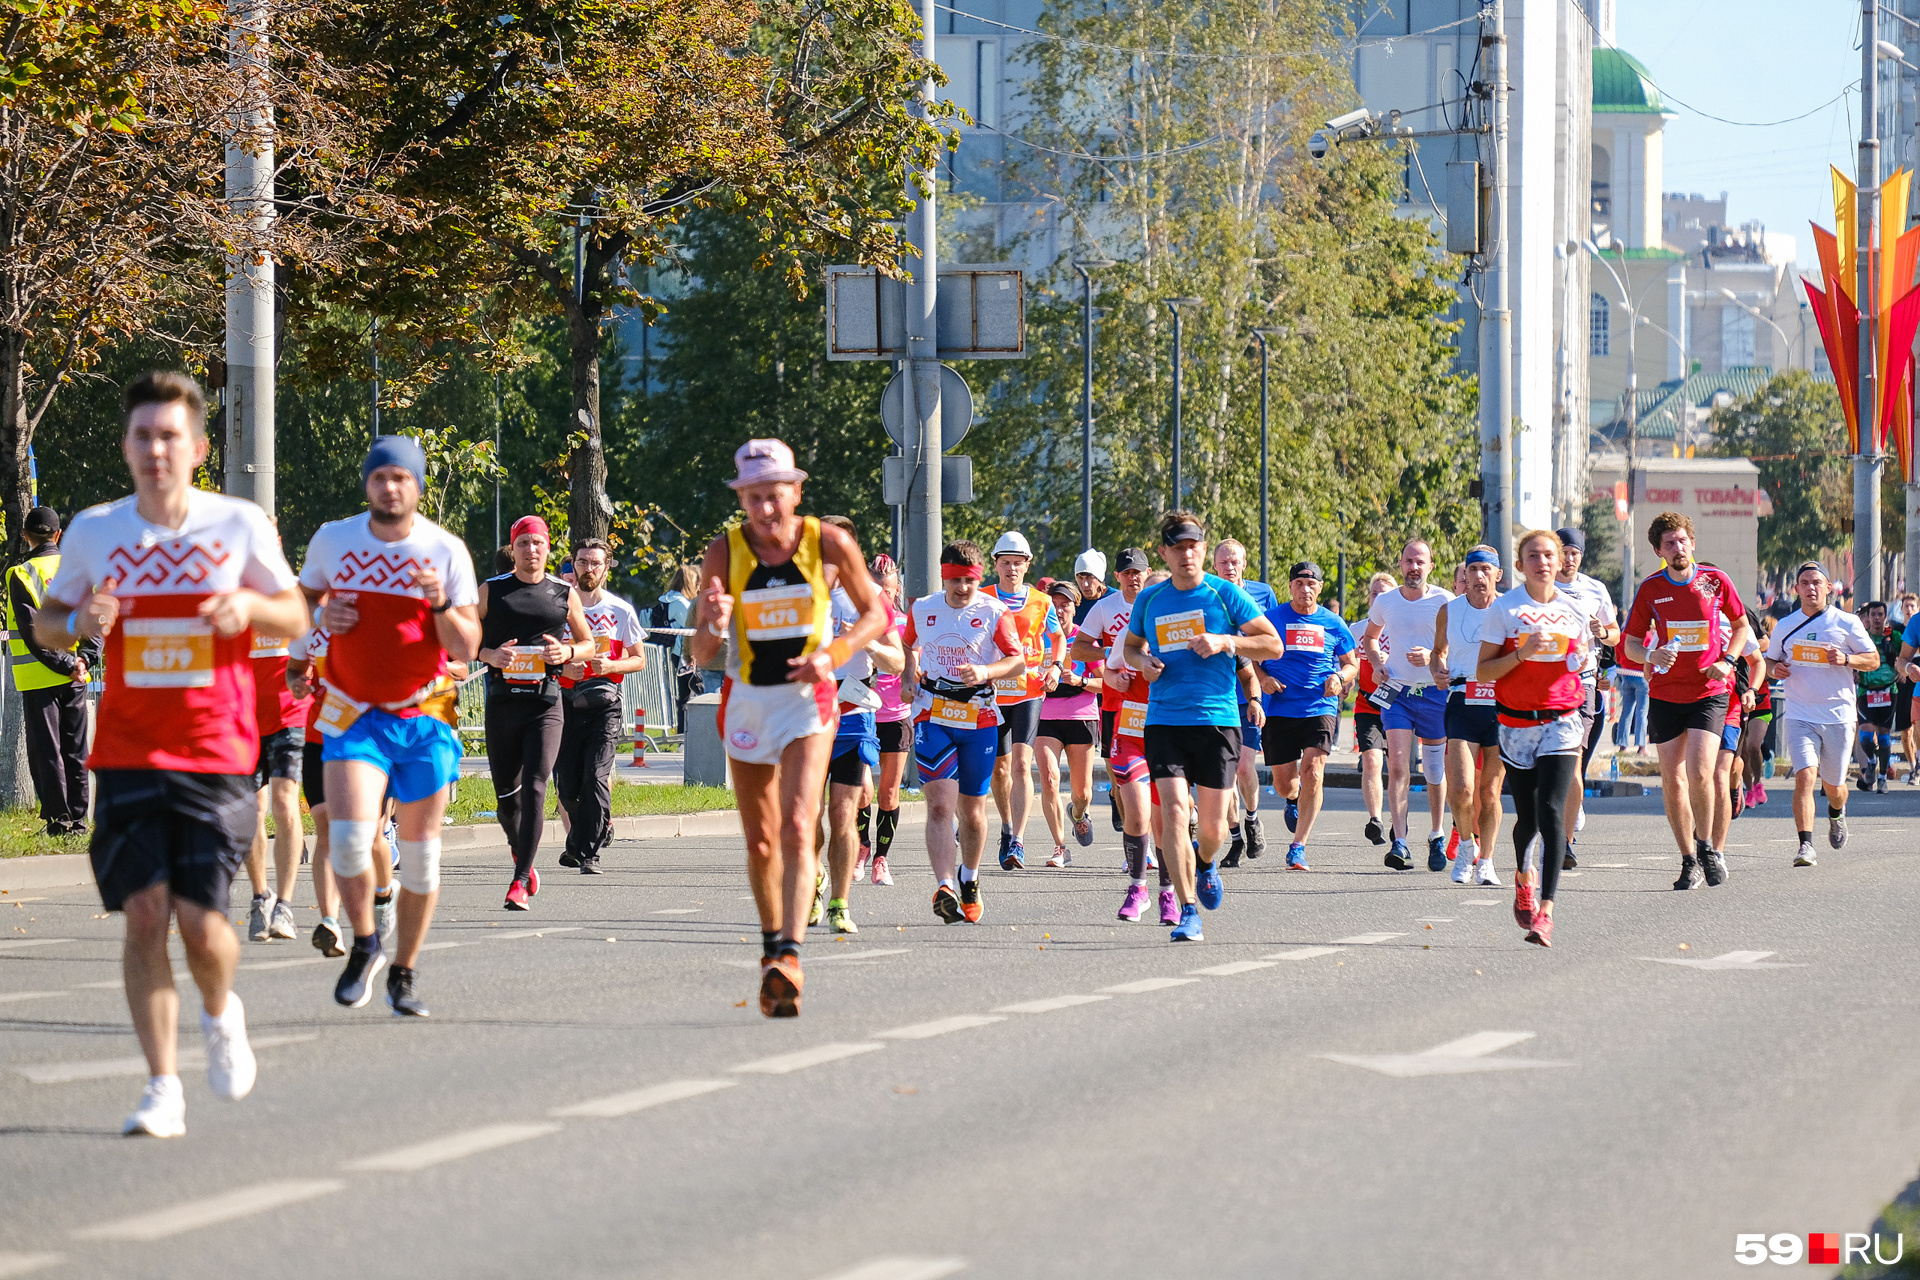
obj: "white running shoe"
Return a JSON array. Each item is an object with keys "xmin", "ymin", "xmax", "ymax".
[
  {"xmin": 202, "ymin": 994, "xmax": 257, "ymax": 1101},
  {"xmin": 373, "ymin": 892, "xmax": 396, "ymax": 946},
  {"xmin": 1046, "ymin": 846, "xmax": 1071, "ymax": 868},
  {"xmin": 1574, "ymin": 809, "xmax": 1587, "ymax": 833},
  {"xmin": 1451, "ymin": 841, "xmax": 1476, "ymax": 883},
  {"xmin": 248, "ymin": 891, "xmax": 276, "ymax": 942},
  {"xmin": 268, "ymin": 899, "xmax": 297, "ymax": 940},
  {"xmin": 1475, "ymin": 858, "xmax": 1502, "ymax": 886},
  {"xmin": 123, "ymin": 1074, "xmax": 186, "ymax": 1137}
]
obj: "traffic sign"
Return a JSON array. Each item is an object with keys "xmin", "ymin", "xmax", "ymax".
[
  {"xmin": 825, "ymin": 264, "xmax": 1025, "ymax": 361},
  {"xmin": 880, "ymin": 364, "xmax": 974, "ymax": 452}
]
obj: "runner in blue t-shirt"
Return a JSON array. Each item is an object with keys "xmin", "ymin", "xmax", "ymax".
[
  {"xmin": 1256, "ymin": 561, "xmax": 1358, "ymax": 869},
  {"xmin": 1123, "ymin": 512, "xmax": 1281, "ymax": 942},
  {"xmin": 1212, "ymin": 538, "xmax": 1277, "ymax": 865}
]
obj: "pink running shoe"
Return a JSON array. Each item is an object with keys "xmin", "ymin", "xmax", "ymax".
[
  {"xmin": 1157, "ymin": 888, "xmax": 1179, "ymax": 926},
  {"xmin": 1117, "ymin": 884, "xmax": 1149, "ymax": 921},
  {"xmin": 853, "ymin": 844, "xmax": 871, "ymax": 883},
  {"xmin": 1752, "ymin": 782, "xmax": 1767, "ymax": 806}
]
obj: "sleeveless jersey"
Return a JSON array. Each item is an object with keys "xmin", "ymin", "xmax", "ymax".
[
  {"xmin": 481, "ymin": 572, "xmax": 573, "ymax": 699},
  {"xmin": 726, "ymin": 517, "xmax": 831, "ymax": 687}
]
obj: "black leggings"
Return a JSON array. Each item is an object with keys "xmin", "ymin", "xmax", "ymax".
[
  {"xmin": 1510, "ymin": 753, "xmax": 1579, "ymax": 905},
  {"xmin": 487, "ymin": 694, "xmax": 564, "ymax": 883}
]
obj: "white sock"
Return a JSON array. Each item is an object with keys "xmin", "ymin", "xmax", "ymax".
[
  {"xmin": 149, "ymin": 1073, "xmax": 182, "ymax": 1093},
  {"xmin": 957, "ymin": 864, "xmax": 978, "ymax": 883},
  {"xmin": 938, "ymin": 877, "xmax": 954, "ymax": 890},
  {"xmin": 1463, "ymin": 838, "xmax": 1480, "ymax": 863},
  {"xmin": 1129, "ymin": 877, "xmax": 1146, "ymax": 888}
]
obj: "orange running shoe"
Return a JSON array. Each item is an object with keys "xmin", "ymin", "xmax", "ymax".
[
  {"xmin": 959, "ymin": 877, "xmax": 983, "ymax": 923},
  {"xmin": 759, "ymin": 953, "xmax": 803, "ymax": 1018}
]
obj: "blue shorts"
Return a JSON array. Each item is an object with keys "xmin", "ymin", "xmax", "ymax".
[
  {"xmin": 1239, "ymin": 704, "xmax": 1262, "ymax": 753},
  {"xmin": 320, "ymin": 709, "xmax": 460, "ymax": 804},
  {"xmin": 1444, "ymin": 693, "xmax": 1500, "ymax": 749},
  {"xmin": 1721, "ymin": 722, "xmax": 1742, "ymax": 753},
  {"xmin": 915, "ymin": 718, "xmax": 997, "ymax": 797},
  {"xmin": 1381, "ymin": 685, "xmax": 1447, "ymax": 741}
]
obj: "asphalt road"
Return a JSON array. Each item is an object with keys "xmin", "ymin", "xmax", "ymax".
[{"xmin": 3, "ymin": 785, "xmax": 1919, "ymax": 1280}]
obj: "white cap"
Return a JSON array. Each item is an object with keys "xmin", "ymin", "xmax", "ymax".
[
  {"xmin": 1073, "ymin": 549, "xmax": 1107, "ymax": 580},
  {"xmin": 992, "ymin": 531, "xmax": 1032, "ymax": 559}
]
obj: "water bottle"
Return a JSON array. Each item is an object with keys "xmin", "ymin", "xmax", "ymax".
[{"xmin": 1609, "ymin": 754, "xmax": 1619, "ymax": 780}]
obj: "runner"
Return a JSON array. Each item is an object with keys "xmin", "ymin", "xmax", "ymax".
[
  {"xmin": 1621, "ymin": 512, "xmax": 1751, "ymax": 889},
  {"xmin": 1476, "ymin": 530, "xmax": 1591, "ymax": 947},
  {"xmin": 1552, "ymin": 529, "xmax": 1620, "ymax": 869},
  {"xmin": 1764, "ymin": 562, "xmax": 1876, "ymax": 867},
  {"xmin": 304, "ymin": 435, "xmax": 481, "ymax": 1016},
  {"xmin": 1851, "ymin": 599, "xmax": 1900, "ymax": 794},
  {"xmin": 1073, "ymin": 550, "xmax": 1108, "ymax": 625},
  {"xmin": 902, "ymin": 540, "xmax": 1024, "ymax": 925},
  {"xmin": 41, "ymin": 370, "xmax": 306, "ymax": 1136},
  {"xmin": 554, "ymin": 538, "xmax": 648, "ymax": 874},
  {"xmin": 691, "ymin": 440, "xmax": 887, "ymax": 1016},
  {"xmin": 1256, "ymin": 561, "xmax": 1358, "ymax": 871},
  {"xmin": 1212, "ymin": 538, "xmax": 1276, "ymax": 864},
  {"xmin": 1034, "ymin": 579, "xmax": 1100, "ymax": 868},
  {"xmin": 244, "ymin": 613, "xmax": 309, "ymax": 942},
  {"xmin": 1897, "ymin": 592, "xmax": 1920, "ymax": 781},
  {"xmin": 1709, "ymin": 603, "xmax": 1765, "ymax": 852},
  {"xmin": 1122, "ymin": 512, "xmax": 1281, "ymax": 942},
  {"xmin": 1353, "ymin": 572, "xmax": 1397, "ymax": 844},
  {"xmin": 1431, "ymin": 546, "xmax": 1505, "ymax": 886},
  {"xmin": 1362, "ymin": 540, "xmax": 1454, "ymax": 871},
  {"xmin": 1736, "ymin": 608, "xmax": 1775, "ymax": 809},
  {"xmin": 287, "ymin": 628, "xmax": 343, "ymax": 956},
  {"xmin": 476, "ymin": 516, "xmax": 592, "ymax": 908},
  {"xmin": 982, "ymin": 531, "xmax": 1065, "ymax": 870},
  {"xmin": 865, "ymin": 554, "xmax": 910, "ymax": 887}
]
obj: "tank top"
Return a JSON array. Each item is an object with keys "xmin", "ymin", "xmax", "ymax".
[
  {"xmin": 482, "ymin": 572, "xmax": 573, "ymax": 701},
  {"xmin": 726, "ymin": 517, "xmax": 831, "ymax": 687},
  {"xmin": 873, "ymin": 599, "xmax": 911, "ymax": 723},
  {"xmin": 1445, "ymin": 595, "xmax": 1492, "ymax": 686}
]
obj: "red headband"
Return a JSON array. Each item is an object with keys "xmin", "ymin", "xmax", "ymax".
[
  {"xmin": 940, "ymin": 563, "xmax": 983, "ymax": 581},
  {"xmin": 510, "ymin": 516, "xmax": 549, "ymax": 542}
]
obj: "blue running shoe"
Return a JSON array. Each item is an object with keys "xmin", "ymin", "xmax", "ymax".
[
  {"xmin": 1286, "ymin": 843, "xmax": 1309, "ymax": 870},
  {"xmin": 1169, "ymin": 903, "xmax": 1203, "ymax": 941},
  {"xmin": 1000, "ymin": 835, "xmax": 1025, "ymax": 871},
  {"xmin": 1196, "ymin": 861, "xmax": 1224, "ymax": 910},
  {"xmin": 1384, "ymin": 838, "xmax": 1413, "ymax": 870},
  {"xmin": 1427, "ymin": 833, "xmax": 1447, "ymax": 872},
  {"xmin": 1284, "ymin": 799, "xmax": 1298, "ymax": 833}
]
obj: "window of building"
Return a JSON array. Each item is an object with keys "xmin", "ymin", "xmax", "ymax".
[
  {"xmin": 1721, "ymin": 308, "xmax": 1755, "ymax": 367},
  {"xmin": 1590, "ymin": 293, "xmax": 1610, "ymax": 357}
]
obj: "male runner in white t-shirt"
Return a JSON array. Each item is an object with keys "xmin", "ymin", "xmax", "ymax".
[
  {"xmin": 554, "ymin": 538, "xmax": 648, "ymax": 873},
  {"xmin": 1361, "ymin": 539, "xmax": 1454, "ymax": 871}
]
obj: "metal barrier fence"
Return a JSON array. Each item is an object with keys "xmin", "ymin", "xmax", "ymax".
[{"xmin": 456, "ymin": 643, "xmax": 679, "ymax": 750}]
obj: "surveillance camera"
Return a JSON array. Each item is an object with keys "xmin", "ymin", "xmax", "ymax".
[
  {"xmin": 1308, "ymin": 130, "xmax": 1331, "ymax": 160},
  {"xmin": 1324, "ymin": 107, "xmax": 1372, "ymax": 132}
]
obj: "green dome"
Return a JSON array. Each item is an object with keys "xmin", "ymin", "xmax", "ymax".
[{"xmin": 1593, "ymin": 48, "xmax": 1665, "ymax": 114}]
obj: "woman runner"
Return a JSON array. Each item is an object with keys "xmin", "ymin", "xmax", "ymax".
[
  {"xmin": 861, "ymin": 554, "xmax": 910, "ymax": 887},
  {"xmin": 1036, "ymin": 579, "xmax": 1101, "ymax": 868}
]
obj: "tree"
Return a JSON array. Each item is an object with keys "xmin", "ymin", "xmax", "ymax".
[{"xmin": 1707, "ymin": 370, "xmax": 1848, "ymax": 579}]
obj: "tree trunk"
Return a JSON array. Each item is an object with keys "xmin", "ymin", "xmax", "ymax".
[
  {"xmin": 568, "ymin": 294, "xmax": 613, "ymax": 544},
  {"xmin": 0, "ymin": 330, "xmax": 32, "ymax": 565}
]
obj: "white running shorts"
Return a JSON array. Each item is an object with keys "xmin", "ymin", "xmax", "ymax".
[
  {"xmin": 1784, "ymin": 717, "xmax": 1853, "ymax": 788},
  {"xmin": 719, "ymin": 678, "xmax": 837, "ymax": 766}
]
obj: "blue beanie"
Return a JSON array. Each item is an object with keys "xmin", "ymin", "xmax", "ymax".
[{"xmin": 363, "ymin": 435, "xmax": 426, "ymax": 489}]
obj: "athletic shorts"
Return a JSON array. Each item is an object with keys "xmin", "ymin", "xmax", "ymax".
[
  {"xmin": 995, "ymin": 699, "xmax": 1041, "ymax": 754},
  {"xmin": 1038, "ymin": 717, "xmax": 1097, "ymax": 748},
  {"xmin": 1109, "ymin": 732, "xmax": 1150, "ymax": 784},
  {"xmin": 876, "ymin": 717, "xmax": 912, "ymax": 755},
  {"xmin": 1647, "ymin": 694, "xmax": 1731, "ymax": 746},
  {"xmin": 301, "ymin": 741, "xmax": 326, "ymax": 809},
  {"xmin": 916, "ymin": 719, "xmax": 998, "ymax": 797},
  {"xmin": 321, "ymin": 708, "xmax": 461, "ymax": 804},
  {"xmin": 1785, "ymin": 717, "xmax": 1853, "ymax": 788},
  {"xmin": 1353, "ymin": 711, "xmax": 1386, "ymax": 754},
  {"xmin": 88, "ymin": 769, "xmax": 256, "ymax": 913},
  {"xmin": 1898, "ymin": 681, "xmax": 1915, "ymax": 732},
  {"xmin": 1143, "ymin": 723, "xmax": 1242, "ymax": 790},
  {"xmin": 252, "ymin": 725, "xmax": 304, "ymax": 790},
  {"xmin": 1381, "ymin": 685, "xmax": 1447, "ymax": 740},
  {"xmin": 1444, "ymin": 693, "xmax": 1500, "ymax": 750},
  {"xmin": 1857, "ymin": 697, "xmax": 1895, "ymax": 731},
  {"xmin": 1498, "ymin": 711, "xmax": 1585, "ymax": 771},
  {"xmin": 719, "ymin": 677, "xmax": 836, "ymax": 766},
  {"xmin": 1720, "ymin": 722, "xmax": 1742, "ymax": 753},
  {"xmin": 829, "ymin": 712, "xmax": 879, "ymax": 787},
  {"xmin": 1263, "ymin": 715, "xmax": 1337, "ymax": 766},
  {"xmin": 1100, "ymin": 709, "xmax": 1118, "ymax": 758},
  {"xmin": 1239, "ymin": 704, "xmax": 1262, "ymax": 754}
]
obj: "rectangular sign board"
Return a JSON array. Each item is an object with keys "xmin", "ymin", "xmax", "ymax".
[
  {"xmin": 826, "ymin": 265, "xmax": 1024, "ymax": 361},
  {"xmin": 881, "ymin": 455, "xmax": 975, "ymax": 506}
]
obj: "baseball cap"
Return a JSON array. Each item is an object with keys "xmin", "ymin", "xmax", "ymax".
[
  {"xmin": 1115, "ymin": 548, "xmax": 1150, "ymax": 573},
  {"xmin": 1161, "ymin": 520, "xmax": 1204, "ymax": 546},
  {"xmin": 1288, "ymin": 560, "xmax": 1324, "ymax": 582},
  {"xmin": 22, "ymin": 506, "xmax": 59, "ymax": 536}
]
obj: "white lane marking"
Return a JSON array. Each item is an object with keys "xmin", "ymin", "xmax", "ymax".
[
  {"xmin": 722, "ymin": 948, "xmax": 910, "ymax": 969},
  {"xmin": 416, "ymin": 941, "xmax": 462, "ymax": 953},
  {"xmin": 1458, "ymin": 899, "xmax": 1500, "ymax": 906},
  {"xmin": 0, "ymin": 938, "xmax": 74, "ymax": 952},
  {"xmin": 1262, "ymin": 946, "xmax": 1346, "ymax": 961},
  {"xmin": 1333, "ymin": 933, "xmax": 1405, "ymax": 945},
  {"xmin": 1320, "ymin": 1029, "xmax": 1573, "ymax": 1078},
  {"xmin": 730, "ymin": 1042, "xmax": 885, "ymax": 1075},
  {"xmin": 0, "ymin": 1254, "xmax": 62, "ymax": 1279},
  {"xmin": 74, "ymin": 1179, "xmax": 343, "ymax": 1241},
  {"xmin": 1634, "ymin": 855, "xmax": 1670, "ymax": 861},
  {"xmin": 487, "ymin": 928, "xmax": 581, "ymax": 942},
  {"xmin": 1588, "ymin": 862, "xmax": 1631, "ymax": 868},
  {"xmin": 1643, "ymin": 949, "xmax": 1804, "ymax": 971},
  {"xmin": 993, "ymin": 994, "xmax": 1112, "ymax": 1014},
  {"xmin": 0, "ymin": 991, "xmax": 59, "ymax": 1004},
  {"xmin": 653, "ymin": 908, "xmax": 702, "ymax": 915},
  {"xmin": 342, "ymin": 1123, "xmax": 562, "ymax": 1173},
  {"xmin": 1187, "ymin": 960, "xmax": 1277, "ymax": 977},
  {"xmin": 16, "ymin": 1033, "xmax": 317, "ymax": 1084},
  {"xmin": 551, "ymin": 1079, "xmax": 736, "ymax": 1119},
  {"xmin": 1561, "ymin": 871, "xmax": 1584, "ymax": 877},
  {"xmin": 874, "ymin": 1015, "xmax": 1004, "ymax": 1040},
  {"xmin": 1097, "ymin": 977, "xmax": 1200, "ymax": 995},
  {"xmin": 811, "ymin": 1258, "xmax": 967, "ymax": 1280}
]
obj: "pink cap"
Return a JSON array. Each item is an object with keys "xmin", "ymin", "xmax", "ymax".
[{"xmin": 727, "ymin": 438, "xmax": 808, "ymax": 489}]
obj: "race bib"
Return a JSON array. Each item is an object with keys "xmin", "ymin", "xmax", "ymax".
[
  {"xmin": 1284, "ymin": 623, "xmax": 1326, "ymax": 654},
  {"xmin": 1466, "ymin": 681, "xmax": 1496, "ymax": 706},
  {"xmin": 1523, "ymin": 629, "xmax": 1573, "ymax": 663},
  {"xmin": 123, "ymin": 618, "xmax": 214, "ymax": 689},
  {"xmin": 1869, "ymin": 689, "xmax": 1893, "ymax": 708},
  {"xmin": 1116, "ymin": 701, "xmax": 1147, "ymax": 739},
  {"xmin": 994, "ymin": 674, "xmax": 1029, "ymax": 698},
  {"xmin": 1789, "ymin": 640, "xmax": 1829, "ymax": 664},
  {"xmin": 591, "ymin": 634, "xmax": 615, "ymax": 660},
  {"xmin": 740, "ymin": 583, "xmax": 815, "ymax": 641},
  {"xmin": 1153, "ymin": 609, "xmax": 1206, "ymax": 653},
  {"xmin": 1666, "ymin": 619, "xmax": 1710, "ymax": 652},
  {"xmin": 503, "ymin": 647, "xmax": 547, "ymax": 682},
  {"xmin": 249, "ymin": 632, "xmax": 289, "ymax": 660},
  {"xmin": 929, "ymin": 696, "xmax": 980, "ymax": 729},
  {"xmin": 314, "ymin": 685, "xmax": 370, "ymax": 738}
]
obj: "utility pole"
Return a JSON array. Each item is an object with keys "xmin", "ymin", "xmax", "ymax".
[
  {"xmin": 1859, "ymin": 0, "xmax": 1883, "ymax": 605},
  {"xmin": 224, "ymin": 0, "xmax": 274, "ymax": 514},
  {"xmin": 1254, "ymin": 328, "xmax": 1283, "ymax": 586},
  {"xmin": 1165, "ymin": 298, "xmax": 1202, "ymax": 510},
  {"xmin": 1074, "ymin": 260, "xmax": 1114, "ymax": 554},
  {"xmin": 1478, "ymin": 0, "xmax": 1515, "ymax": 579},
  {"xmin": 902, "ymin": 0, "xmax": 942, "ymax": 601}
]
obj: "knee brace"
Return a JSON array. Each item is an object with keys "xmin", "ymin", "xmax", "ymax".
[
  {"xmin": 1420, "ymin": 743, "xmax": 1446, "ymax": 789},
  {"xmin": 397, "ymin": 838, "xmax": 441, "ymax": 895},
  {"xmin": 328, "ymin": 820, "xmax": 376, "ymax": 879}
]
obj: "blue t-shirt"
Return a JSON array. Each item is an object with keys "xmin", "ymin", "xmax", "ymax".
[
  {"xmin": 1127, "ymin": 573, "xmax": 1263, "ymax": 726},
  {"xmin": 1903, "ymin": 614, "xmax": 1920, "ymax": 650},
  {"xmin": 1259, "ymin": 604, "xmax": 1357, "ymax": 719},
  {"xmin": 1239, "ymin": 580, "xmax": 1279, "ymax": 613}
]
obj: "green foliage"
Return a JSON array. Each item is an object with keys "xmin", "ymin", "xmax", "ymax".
[
  {"xmin": 1580, "ymin": 494, "xmax": 1624, "ymax": 602},
  {"xmin": 1707, "ymin": 371, "xmax": 1849, "ymax": 577}
]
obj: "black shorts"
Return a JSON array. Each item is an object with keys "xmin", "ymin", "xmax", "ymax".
[
  {"xmin": 1038, "ymin": 718, "xmax": 1096, "ymax": 748},
  {"xmin": 827, "ymin": 745, "xmax": 874, "ymax": 787},
  {"xmin": 1262, "ymin": 715, "xmax": 1337, "ymax": 766},
  {"xmin": 996, "ymin": 699, "xmax": 1041, "ymax": 754},
  {"xmin": 1143, "ymin": 724, "xmax": 1242, "ymax": 790},
  {"xmin": 1353, "ymin": 711, "xmax": 1386, "ymax": 755},
  {"xmin": 301, "ymin": 740, "xmax": 325, "ymax": 808},
  {"xmin": 252, "ymin": 725, "xmax": 304, "ymax": 790},
  {"xmin": 1100, "ymin": 709, "xmax": 1117, "ymax": 758},
  {"xmin": 1443, "ymin": 693, "xmax": 1500, "ymax": 749},
  {"xmin": 1647, "ymin": 694, "xmax": 1731, "ymax": 745},
  {"xmin": 1858, "ymin": 700, "xmax": 1896, "ymax": 731},
  {"xmin": 89, "ymin": 769, "xmax": 257, "ymax": 913},
  {"xmin": 876, "ymin": 718, "xmax": 912, "ymax": 755},
  {"xmin": 1898, "ymin": 681, "xmax": 1915, "ymax": 732}
]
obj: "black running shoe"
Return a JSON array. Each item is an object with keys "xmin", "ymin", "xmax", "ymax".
[
  {"xmin": 1700, "ymin": 849, "xmax": 1728, "ymax": 886},
  {"xmin": 932, "ymin": 885, "xmax": 965, "ymax": 924},
  {"xmin": 386, "ymin": 965, "xmax": 430, "ymax": 1017},
  {"xmin": 1221, "ymin": 827, "xmax": 1244, "ymax": 869},
  {"xmin": 1364, "ymin": 816, "xmax": 1386, "ymax": 846},
  {"xmin": 558, "ymin": 849, "xmax": 582, "ymax": 868},
  {"xmin": 997, "ymin": 829, "xmax": 1012, "ymax": 866},
  {"xmin": 1562, "ymin": 844, "xmax": 1578, "ymax": 870},
  {"xmin": 1673, "ymin": 856, "xmax": 1702, "ymax": 890},
  {"xmin": 335, "ymin": 944, "xmax": 387, "ymax": 1008},
  {"xmin": 1109, "ymin": 790, "xmax": 1124, "ymax": 832},
  {"xmin": 1244, "ymin": 815, "xmax": 1266, "ymax": 859},
  {"xmin": 579, "ymin": 854, "xmax": 604, "ymax": 875}
]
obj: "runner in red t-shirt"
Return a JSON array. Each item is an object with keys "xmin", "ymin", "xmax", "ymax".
[
  {"xmin": 40, "ymin": 372, "xmax": 309, "ymax": 1139},
  {"xmin": 240, "ymin": 613, "xmax": 310, "ymax": 945},
  {"xmin": 1622, "ymin": 511, "xmax": 1752, "ymax": 888},
  {"xmin": 1352, "ymin": 573, "xmax": 1398, "ymax": 845}
]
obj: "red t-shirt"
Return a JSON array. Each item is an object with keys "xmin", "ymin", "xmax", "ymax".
[
  {"xmin": 250, "ymin": 631, "xmax": 310, "ymax": 734},
  {"xmin": 1481, "ymin": 586, "xmax": 1589, "ymax": 727},
  {"xmin": 1354, "ymin": 635, "xmax": 1386, "ymax": 716},
  {"xmin": 1623, "ymin": 567, "xmax": 1745, "ymax": 703}
]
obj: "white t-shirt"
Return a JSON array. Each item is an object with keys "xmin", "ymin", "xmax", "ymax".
[
  {"xmin": 902, "ymin": 590, "xmax": 1020, "ymax": 727},
  {"xmin": 829, "ymin": 585, "xmax": 878, "ymax": 711},
  {"xmin": 563, "ymin": 590, "xmax": 644, "ymax": 690},
  {"xmin": 1366, "ymin": 584, "xmax": 1454, "ymax": 687},
  {"xmin": 1556, "ymin": 571, "xmax": 1619, "ymax": 675},
  {"xmin": 1765, "ymin": 607, "xmax": 1875, "ymax": 723}
]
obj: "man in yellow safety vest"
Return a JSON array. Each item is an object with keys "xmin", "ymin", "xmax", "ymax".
[{"xmin": 6, "ymin": 507, "xmax": 93, "ymax": 834}]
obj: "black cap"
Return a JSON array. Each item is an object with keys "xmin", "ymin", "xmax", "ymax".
[
  {"xmin": 1161, "ymin": 521, "xmax": 1204, "ymax": 546},
  {"xmin": 1288, "ymin": 560, "xmax": 1324, "ymax": 582},
  {"xmin": 1556, "ymin": 526, "xmax": 1586, "ymax": 552},
  {"xmin": 23, "ymin": 506, "xmax": 58, "ymax": 536},
  {"xmin": 1115, "ymin": 547, "xmax": 1150, "ymax": 572}
]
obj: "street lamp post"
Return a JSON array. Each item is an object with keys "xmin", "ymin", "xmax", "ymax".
[
  {"xmin": 1165, "ymin": 297, "xmax": 1203, "ymax": 509},
  {"xmin": 1717, "ymin": 288, "xmax": 1796, "ymax": 370},
  {"xmin": 1253, "ymin": 327, "xmax": 1285, "ymax": 586},
  {"xmin": 1587, "ymin": 241, "xmax": 1639, "ymax": 613},
  {"xmin": 1074, "ymin": 259, "xmax": 1116, "ymax": 553}
]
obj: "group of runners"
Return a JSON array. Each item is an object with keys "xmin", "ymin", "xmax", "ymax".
[{"xmin": 46, "ymin": 400, "xmax": 1908, "ymax": 1133}]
